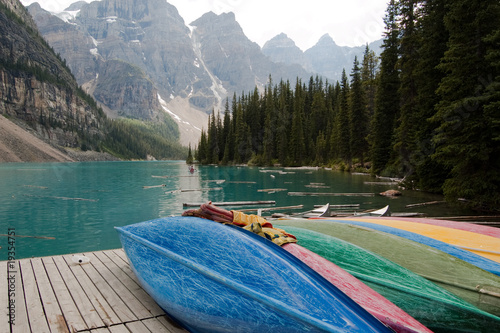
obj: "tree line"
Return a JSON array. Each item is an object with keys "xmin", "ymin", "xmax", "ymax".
[{"xmin": 195, "ymin": 0, "xmax": 500, "ymax": 211}]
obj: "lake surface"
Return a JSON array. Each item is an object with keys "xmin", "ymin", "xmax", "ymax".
[{"xmin": 0, "ymin": 161, "xmax": 474, "ymax": 259}]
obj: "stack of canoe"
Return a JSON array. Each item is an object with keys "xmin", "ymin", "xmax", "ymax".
[{"xmin": 116, "ymin": 215, "xmax": 500, "ymax": 332}]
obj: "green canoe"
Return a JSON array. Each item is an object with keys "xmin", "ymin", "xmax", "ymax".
[
  {"xmin": 276, "ymin": 219, "xmax": 500, "ymax": 317},
  {"xmin": 275, "ymin": 223, "xmax": 500, "ymax": 332}
]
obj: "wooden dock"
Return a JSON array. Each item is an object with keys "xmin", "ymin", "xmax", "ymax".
[{"xmin": 1, "ymin": 249, "xmax": 187, "ymax": 333}]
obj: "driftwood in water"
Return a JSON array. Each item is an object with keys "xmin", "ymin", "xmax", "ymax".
[
  {"xmin": 238, "ymin": 205, "xmax": 304, "ymax": 213},
  {"xmin": 288, "ymin": 192, "xmax": 375, "ymax": 197},
  {"xmin": 183, "ymin": 200, "xmax": 276, "ymax": 207},
  {"xmin": 364, "ymin": 182, "xmax": 399, "ymax": 186},
  {"xmin": 405, "ymin": 201, "xmax": 445, "ymax": 208},
  {"xmin": 143, "ymin": 184, "xmax": 166, "ymax": 189},
  {"xmin": 257, "ymin": 188, "xmax": 287, "ymax": 192}
]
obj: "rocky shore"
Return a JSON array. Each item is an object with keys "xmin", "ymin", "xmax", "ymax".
[{"xmin": 0, "ymin": 115, "xmax": 119, "ymax": 163}]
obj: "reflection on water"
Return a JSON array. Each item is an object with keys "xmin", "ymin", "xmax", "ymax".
[{"xmin": 0, "ymin": 161, "xmax": 473, "ymax": 259}]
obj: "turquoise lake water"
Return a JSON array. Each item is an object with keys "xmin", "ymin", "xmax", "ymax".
[{"xmin": 0, "ymin": 161, "xmax": 473, "ymax": 259}]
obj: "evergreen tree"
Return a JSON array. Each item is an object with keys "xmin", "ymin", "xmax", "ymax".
[
  {"xmin": 394, "ymin": 0, "xmax": 421, "ymax": 176},
  {"xmin": 349, "ymin": 56, "xmax": 368, "ymax": 164},
  {"xmin": 433, "ymin": 0, "xmax": 500, "ymax": 208},
  {"xmin": 361, "ymin": 45, "xmax": 379, "ymax": 120},
  {"xmin": 370, "ymin": 0, "xmax": 401, "ymax": 175},
  {"xmin": 412, "ymin": 0, "xmax": 449, "ymax": 192},
  {"xmin": 336, "ymin": 69, "xmax": 351, "ymax": 163}
]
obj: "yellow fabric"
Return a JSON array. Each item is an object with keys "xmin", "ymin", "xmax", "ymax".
[
  {"xmin": 232, "ymin": 211, "xmax": 271, "ymax": 227},
  {"xmin": 243, "ymin": 222, "xmax": 297, "ymax": 246}
]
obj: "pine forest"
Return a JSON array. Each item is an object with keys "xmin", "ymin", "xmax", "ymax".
[{"xmin": 194, "ymin": 0, "xmax": 500, "ymax": 212}]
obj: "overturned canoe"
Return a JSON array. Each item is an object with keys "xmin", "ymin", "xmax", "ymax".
[
  {"xmin": 274, "ymin": 223, "xmax": 500, "ymax": 332},
  {"xmin": 338, "ymin": 217, "xmax": 500, "ymax": 264},
  {"xmin": 116, "ymin": 216, "xmax": 391, "ymax": 333},
  {"xmin": 282, "ymin": 243, "xmax": 431, "ymax": 333},
  {"xmin": 276, "ymin": 219, "xmax": 500, "ymax": 317}
]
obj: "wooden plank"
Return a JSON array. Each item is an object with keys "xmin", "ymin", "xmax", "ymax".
[
  {"xmin": 156, "ymin": 316, "xmax": 188, "ymax": 333},
  {"xmin": 77, "ymin": 253, "xmax": 137, "ymax": 323},
  {"xmin": 52, "ymin": 255, "xmax": 104, "ymax": 329},
  {"xmin": 142, "ymin": 318, "xmax": 174, "ymax": 333},
  {"xmin": 18, "ymin": 259, "xmax": 50, "ymax": 333},
  {"xmin": 31, "ymin": 258, "xmax": 70, "ymax": 333},
  {"xmin": 62, "ymin": 255, "xmax": 121, "ymax": 326},
  {"xmin": 108, "ymin": 324, "xmax": 131, "ymax": 333},
  {"xmin": 11, "ymin": 259, "xmax": 30, "ymax": 333},
  {"xmin": 93, "ymin": 251, "xmax": 164, "ymax": 316},
  {"xmin": 89, "ymin": 328, "xmax": 112, "ymax": 333},
  {"xmin": 125, "ymin": 320, "xmax": 154, "ymax": 332},
  {"xmin": 1, "ymin": 260, "xmax": 11, "ymax": 333},
  {"xmin": 86, "ymin": 252, "xmax": 153, "ymax": 319},
  {"xmin": 101, "ymin": 250, "xmax": 137, "ymax": 282},
  {"xmin": 42, "ymin": 257, "xmax": 88, "ymax": 332}
]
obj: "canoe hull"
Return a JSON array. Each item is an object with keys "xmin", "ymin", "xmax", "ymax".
[
  {"xmin": 116, "ymin": 216, "xmax": 390, "ymax": 333},
  {"xmin": 275, "ymin": 222, "xmax": 500, "ymax": 332}
]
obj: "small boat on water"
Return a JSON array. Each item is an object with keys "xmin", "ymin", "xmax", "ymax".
[
  {"xmin": 354, "ymin": 205, "xmax": 391, "ymax": 217},
  {"xmin": 276, "ymin": 219, "xmax": 500, "ymax": 317},
  {"xmin": 274, "ymin": 224, "xmax": 500, "ymax": 332},
  {"xmin": 116, "ymin": 216, "xmax": 392, "ymax": 333},
  {"xmin": 293, "ymin": 203, "xmax": 330, "ymax": 218}
]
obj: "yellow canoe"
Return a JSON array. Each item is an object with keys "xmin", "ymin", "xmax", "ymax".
[{"xmin": 331, "ymin": 217, "xmax": 500, "ymax": 264}]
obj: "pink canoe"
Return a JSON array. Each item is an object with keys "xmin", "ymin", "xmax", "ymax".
[{"xmin": 282, "ymin": 243, "xmax": 431, "ymax": 333}]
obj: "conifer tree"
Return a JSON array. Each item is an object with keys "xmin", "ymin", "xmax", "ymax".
[
  {"xmin": 349, "ymin": 56, "xmax": 368, "ymax": 164},
  {"xmin": 336, "ymin": 69, "xmax": 351, "ymax": 163},
  {"xmin": 433, "ymin": 0, "xmax": 500, "ymax": 208},
  {"xmin": 370, "ymin": 0, "xmax": 400, "ymax": 175},
  {"xmin": 412, "ymin": 0, "xmax": 449, "ymax": 192}
]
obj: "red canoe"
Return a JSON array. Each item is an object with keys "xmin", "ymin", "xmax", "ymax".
[{"xmin": 282, "ymin": 243, "xmax": 431, "ymax": 333}]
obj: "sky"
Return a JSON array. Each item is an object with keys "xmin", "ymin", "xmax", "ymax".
[{"xmin": 21, "ymin": 0, "xmax": 389, "ymax": 50}]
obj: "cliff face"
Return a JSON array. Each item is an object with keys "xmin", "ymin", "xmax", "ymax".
[{"xmin": 0, "ymin": 0, "xmax": 104, "ymax": 150}]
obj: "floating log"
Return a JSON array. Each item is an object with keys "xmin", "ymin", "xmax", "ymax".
[
  {"xmin": 152, "ymin": 175, "xmax": 197, "ymax": 178},
  {"xmin": 288, "ymin": 192, "xmax": 375, "ymax": 197},
  {"xmin": 405, "ymin": 201, "xmax": 446, "ymax": 208},
  {"xmin": 183, "ymin": 200, "xmax": 276, "ymax": 207},
  {"xmin": 0, "ymin": 233, "xmax": 55, "ymax": 240},
  {"xmin": 304, "ymin": 185, "xmax": 331, "ymax": 189},
  {"xmin": 317, "ymin": 204, "xmax": 360, "ymax": 209},
  {"xmin": 238, "ymin": 205, "xmax": 304, "ymax": 213},
  {"xmin": 22, "ymin": 185, "xmax": 48, "ymax": 189},
  {"xmin": 257, "ymin": 188, "xmax": 287, "ymax": 192},
  {"xmin": 226, "ymin": 181, "xmax": 257, "ymax": 184},
  {"xmin": 143, "ymin": 184, "xmax": 166, "ymax": 189},
  {"xmin": 364, "ymin": 182, "xmax": 399, "ymax": 186},
  {"xmin": 179, "ymin": 187, "xmax": 222, "ymax": 192},
  {"xmin": 24, "ymin": 194, "xmax": 98, "ymax": 202}
]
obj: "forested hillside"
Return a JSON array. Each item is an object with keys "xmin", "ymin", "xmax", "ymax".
[{"xmin": 196, "ymin": 0, "xmax": 500, "ymax": 211}]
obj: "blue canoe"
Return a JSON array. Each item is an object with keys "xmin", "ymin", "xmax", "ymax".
[
  {"xmin": 115, "ymin": 216, "xmax": 391, "ymax": 333},
  {"xmin": 325, "ymin": 219, "xmax": 500, "ymax": 277}
]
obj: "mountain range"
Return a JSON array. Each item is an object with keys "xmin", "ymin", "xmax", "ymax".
[{"xmin": 26, "ymin": 0, "xmax": 382, "ymax": 146}]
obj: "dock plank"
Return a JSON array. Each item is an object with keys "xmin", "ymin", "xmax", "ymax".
[
  {"xmin": 10, "ymin": 259, "xmax": 30, "ymax": 333},
  {"xmin": 31, "ymin": 258, "xmax": 70, "ymax": 333},
  {"xmin": 94, "ymin": 251, "xmax": 164, "ymax": 317},
  {"xmin": 83, "ymin": 252, "xmax": 152, "ymax": 320},
  {"xmin": 17, "ymin": 259, "xmax": 50, "ymax": 333},
  {"xmin": 0, "ymin": 261, "xmax": 9, "ymax": 333},
  {"xmin": 52, "ymin": 255, "xmax": 105, "ymax": 330},
  {"xmin": 62, "ymin": 254, "xmax": 121, "ymax": 327},
  {"xmin": 71, "ymin": 254, "xmax": 137, "ymax": 324},
  {"xmin": 1, "ymin": 249, "xmax": 188, "ymax": 333},
  {"xmin": 42, "ymin": 257, "xmax": 88, "ymax": 332}
]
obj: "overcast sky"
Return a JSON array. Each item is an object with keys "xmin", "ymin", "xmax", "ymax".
[{"xmin": 21, "ymin": 0, "xmax": 389, "ymax": 50}]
